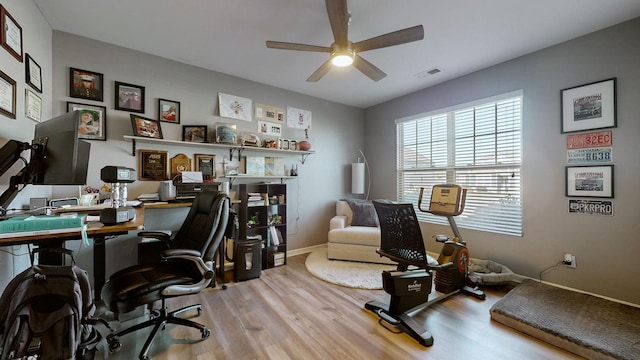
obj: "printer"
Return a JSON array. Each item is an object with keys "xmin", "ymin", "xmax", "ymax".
[{"xmin": 175, "ymin": 182, "xmax": 221, "ymax": 202}]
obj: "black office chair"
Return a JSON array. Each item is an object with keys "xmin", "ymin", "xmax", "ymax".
[
  {"xmin": 364, "ymin": 200, "xmax": 453, "ymax": 347},
  {"xmin": 100, "ymin": 190, "xmax": 230, "ymax": 360}
]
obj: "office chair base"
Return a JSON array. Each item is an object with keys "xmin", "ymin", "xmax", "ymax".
[
  {"xmin": 107, "ymin": 300, "xmax": 211, "ymax": 360},
  {"xmin": 365, "ymin": 300, "xmax": 434, "ymax": 347}
]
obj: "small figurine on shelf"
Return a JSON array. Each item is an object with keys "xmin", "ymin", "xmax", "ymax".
[{"xmin": 290, "ymin": 164, "xmax": 298, "ymax": 176}]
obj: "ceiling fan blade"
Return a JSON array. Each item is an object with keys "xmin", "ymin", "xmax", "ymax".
[
  {"xmin": 352, "ymin": 54, "xmax": 386, "ymax": 81},
  {"xmin": 266, "ymin": 41, "xmax": 331, "ymax": 52},
  {"xmin": 306, "ymin": 58, "xmax": 333, "ymax": 82},
  {"xmin": 353, "ymin": 25, "xmax": 424, "ymax": 53},
  {"xmin": 326, "ymin": 0, "xmax": 349, "ymax": 46}
]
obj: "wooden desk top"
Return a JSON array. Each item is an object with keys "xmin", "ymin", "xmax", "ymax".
[{"xmin": 0, "ymin": 207, "xmax": 145, "ymax": 245}]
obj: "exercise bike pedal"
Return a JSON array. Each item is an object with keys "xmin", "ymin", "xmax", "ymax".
[{"xmin": 461, "ymin": 285, "xmax": 486, "ymax": 300}]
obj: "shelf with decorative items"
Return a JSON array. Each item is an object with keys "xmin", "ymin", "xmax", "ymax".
[{"xmin": 122, "ymin": 135, "xmax": 314, "ymax": 163}]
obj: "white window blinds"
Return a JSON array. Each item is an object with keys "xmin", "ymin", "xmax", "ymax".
[{"xmin": 397, "ymin": 93, "xmax": 523, "ymax": 236}]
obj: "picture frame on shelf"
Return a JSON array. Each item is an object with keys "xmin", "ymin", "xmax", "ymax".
[
  {"xmin": 215, "ymin": 122, "xmax": 237, "ymax": 144},
  {"xmin": 25, "ymin": 54, "xmax": 42, "ymax": 93},
  {"xmin": 67, "ymin": 102, "xmax": 107, "ymax": 141},
  {"xmin": 565, "ymin": 165, "xmax": 614, "ymax": 198},
  {"xmin": 0, "ymin": 69, "xmax": 16, "ymax": 119},
  {"xmin": 115, "ymin": 81, "xmax": 145, "ymax": 113},
  {"xmin": 138, "ymin": 149, "xmax": 168, "ymax": 181},
  {"xmin": 1, "ymin": 5, "xmax": 23, "ymax": 62},
  {"xmin": 182, "ymin": 125, "xmax": 207, "ymax": 143},
  {"xmin": 159, "ymin": 98, "xmax": 180, "ymax": 123},
  {"xmin": 218, "ymin": 92, "xmax": 252, "ymax": 122},
  {"xmin": 194, "ymin": 154, "xmax": 217, "ymax": 182},
  {"xmin": 561, "ymin": 78, "xmax": 616, "ymax": 133},
  {"xmin": 25, "ymin": 88, "xmax": 41, "ymax": 122},
  {"xmin": 130, "ymin": 114, "xmax": 163, "ymax": 139},
  {"xmin": 70, "ymin": 67, "xmax": 104, "ymax": 101}
]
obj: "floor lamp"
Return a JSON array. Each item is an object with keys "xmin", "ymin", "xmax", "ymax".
[{"xmin": 352, "ymin": 149, "xmax": 370, "ymax": 200}]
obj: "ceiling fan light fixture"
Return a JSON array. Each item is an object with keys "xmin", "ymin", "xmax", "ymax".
[{"xmin": 332, "ymin": 53, "xmax": 354, "ymax": 67}]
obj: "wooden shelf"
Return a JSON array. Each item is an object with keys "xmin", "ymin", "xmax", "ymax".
[{"xmin": 123, "ymin": 135, "xmax": 314, "ymax": 163}]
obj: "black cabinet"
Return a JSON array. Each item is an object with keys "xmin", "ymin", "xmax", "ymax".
[{"xmin": 238, "ymin": 183, "xmax": 287, "ymax": 270}]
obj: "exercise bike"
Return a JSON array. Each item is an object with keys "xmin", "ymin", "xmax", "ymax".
[{"xmin": 364, "ymin": 184, "xmax": 484, "ymax": 347}]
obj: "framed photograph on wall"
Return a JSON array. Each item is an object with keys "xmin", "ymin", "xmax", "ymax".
[
  {"xmin": 194, "ymin": 154, "xmax": 217, "ymax": 182},
  {"xmin": 138, "ymin": 149, "xmax": 168, "ymax": 181},
  {"xmin": 115, "ymin": 81, "xmax": 145, "ymax": 113},
  {"xmin": 561, "ymin": 78, "xmax": 616, "ymax": 133},
  {"xmin": 70, "ymin": 68, "xmax": 104, "ymax": 101},
  {"xmin": 0, "ymin": 69, "xmax": 16, "ymax": 119},
  {"xmin": 182, "ymin": 125, "xmax": 207, "ymax": 143},
  {"xmin": 67, "ymin": 102, "xmax": 107, "ymax": 140},
  {"xmin": 25, "ymin": 54, "xmax": 42, "ymax": 93},
  {"xmin": 159, "ymin": 98, "xmax": 180, "ymax": 123},
  {"xmin": 1, "ymin": 5, "xmax": 23, "ymax": 62},
  {"xmin": 130, "ymin": 114, "xmax": 163, "ymax": 139},
  {"xmin": 566, "ymin": 165, "xmax": 614, "ymax": 198}
]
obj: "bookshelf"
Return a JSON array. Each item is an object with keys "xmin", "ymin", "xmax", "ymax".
[{"xmin": 238, "ymin": 183, "xmax": 287, "ymax": 269}]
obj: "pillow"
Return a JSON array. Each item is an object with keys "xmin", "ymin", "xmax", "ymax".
[{"xmin": 343, "ymin": 199, "xmax": 379, "ymax": 227}]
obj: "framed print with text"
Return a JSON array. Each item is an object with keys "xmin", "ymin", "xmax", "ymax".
[
  {"xmin": 561, "ymin": 78, "xmax": 616, "ymax": 133},
  {"xmin": 566, "ymin": 165, "xmax": 614, "ymax": 198},
  {"xmin": 25, "ymin": 54, "xmax": 42, "ymax": 93},
  {"xmin": 25, "ymin": 89, "xmax": 41, "ymax": 122},
  {"xmin": 116, "ymin": 81, "xmax": 145, "ymax": 113},
  {"xmin": 195, "ymin": 154, "xmax": 217, "ymax": 182},
  {"xmin": 138, "ymin": 149, "xmax": 168, "ymax": 181},
  {"xmin": 0, "ymin": 69, "xmax": 16, "ymax": 119},
  {"xmin": 67, "ymin": 102, "xmax": 107, "ymax": 140},
  {"xmin": 1, "ymin": 5, "xmax": 23, "ymax": 62}
]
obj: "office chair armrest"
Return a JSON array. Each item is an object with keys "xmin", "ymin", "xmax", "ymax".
[
  {"xmin": 161, "ymin": 249, "xmax": 215, "ymax": 297},
  {"xmin": 138, "ymin": 230, "xmax": 172, "ymax": 245}
]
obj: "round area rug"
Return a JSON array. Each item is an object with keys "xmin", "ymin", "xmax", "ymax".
[{"xmin": 304, "ymin": 247, "xmax": 396, "ymax": 289}]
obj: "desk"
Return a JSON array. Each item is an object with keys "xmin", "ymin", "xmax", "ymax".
[{"xmin": 0, "ymin": 207, "xmax": 145, "ymax": 299}]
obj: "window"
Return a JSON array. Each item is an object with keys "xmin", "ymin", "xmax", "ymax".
[{"xmin": 396, "ymin": 91, "xmax": 522, "ymax": 236}]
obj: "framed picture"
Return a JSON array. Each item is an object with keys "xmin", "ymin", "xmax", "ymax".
[
  {"xmin": 215, "ymin": 122, "xmax": 238, "ymax": 144},
  {"xmin": 130, "ymin": 114, "xmax": 163, "ymax": 139},
  {"xmin": 255, "ymin": 103, "xmax": 284, "ymax": 123},
  {"xmin": 182, "ymin": 125, "xmax": 207, "ymax": 143},
  {"xmin": 194, "ymin": 154, "xmax": 217, "ymax": 182},
  {"xmin": 115, "ymin": 81, "xmax": 145, "ymax": 113},
  {"xmin": 67, "ymin": 102, "xmax": 107, "ymax": 141},
  {"xmin": 1, "ymin": 5, "xmax": 23, "ymax": 62},
  {"xmin": 25, "ymin": 54, "xmax": 42, "ymax": 93},
  {"xmin": 566, "ymin": 165, "xmax": 614, "ymax": 198},
  {"xmin": 0, "ymin": 69, "xmax": 16, "ymax": 119},
  {"xmin": 170, "ymin": 153, "xmax": 192, "ymax": 179},
  {"xmin": 159, "ymin": 98, "xmax": 180, "ymax": 123},
  {"xmin": 25, "ymin": 89, "xmax": 42, "ymax": 122},
  {"xmin": 218, "ymin": 92, "xmax": 252, "ymax": 121},
  {"xmin": 561, "ymin": 78, "xmax": 616, "ymax": 133},
  {"xmin": 138, "ymin": 149, "xmax": 168, "ymax": 181},
  {"xmin": 70, "ymin": 68, "xmax": 104, "ymax": 101}
]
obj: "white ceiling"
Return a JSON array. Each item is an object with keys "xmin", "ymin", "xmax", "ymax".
[{"xmin": 34, "ymin": 0, "xmax": 640, "ymax": 109}]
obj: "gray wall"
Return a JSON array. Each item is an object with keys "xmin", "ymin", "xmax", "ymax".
[{"xmin": 366, "ymin": 18, "xmax": 640, "ymax": 305}]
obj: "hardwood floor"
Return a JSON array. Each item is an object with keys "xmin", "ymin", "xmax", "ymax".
[{"xmin": 99, "ymin": 253, "xmax": 582, "ymax": 359}]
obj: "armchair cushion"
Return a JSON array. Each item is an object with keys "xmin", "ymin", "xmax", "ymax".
[{"xmin": 342, "ymin": 199, "xmax": 378, "ymax": 227}]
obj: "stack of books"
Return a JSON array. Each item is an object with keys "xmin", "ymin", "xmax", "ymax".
[
  {"xmin": 247, "ymin": 193, "xmax": 267, "ymax": 207},
  {"xmin": 273, "ymin": 252, "xmax": 285, "ymax": 267}
]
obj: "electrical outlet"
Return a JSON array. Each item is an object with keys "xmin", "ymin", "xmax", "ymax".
[{"xmin": 563, "ymin": 255, "xmax": 576, "ymax": 268}]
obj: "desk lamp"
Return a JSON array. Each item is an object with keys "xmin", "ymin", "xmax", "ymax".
[{"xmin": 100, "ymin": 166, "xmax": 136, "ymax": 224}]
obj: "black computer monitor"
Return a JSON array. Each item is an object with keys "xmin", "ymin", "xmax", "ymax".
[{"xmin": 33, "ymin": 110, "xmax": 91, "ymax": 185}]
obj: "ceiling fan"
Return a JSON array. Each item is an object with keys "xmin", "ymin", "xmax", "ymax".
[{"xmin": 266, "ymin": 0, "xmax": 424, "ymax": 82}]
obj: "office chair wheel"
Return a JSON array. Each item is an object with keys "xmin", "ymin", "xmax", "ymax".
[
  {"xmin": 201, "ymin": 328, "xmax": 211, "ymax": 339},
  {"xmin": 106, "ymin": 334, "xmax": 122, "ymax": 352}
]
